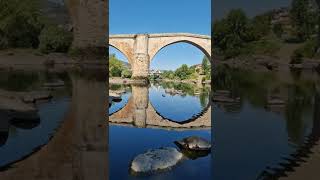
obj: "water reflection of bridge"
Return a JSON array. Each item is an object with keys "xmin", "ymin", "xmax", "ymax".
[{"xmin": 109, "ymin": 85, "xmax": 211, "ymax": 130}]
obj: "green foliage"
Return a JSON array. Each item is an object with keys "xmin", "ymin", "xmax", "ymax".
[
  {"xmin": 202, "ymin": 56, "xmax": 211, "ymax": 80},
  {"xmin": 213, "ymin": 9, "xmax": 253, "ymax": 58},
  {"xmin": 290, "ymin": 0, "xmax": 318, "ymax": 41},
  {"xmin": 250, "ymin": 13, "xmax": 272, "ymax": 40},
  {"xmin": 273, "ymin": 24, "xmax": 284, "ymax": 38},
  {"xmin": 292, "ymin": 38, "xmax": 318, "ymax": 59},
  {"xmin": 121, "ymin": 69, "xmax": 132, "ymax": 78},
  {"xmin": 175, "ymin": 64, "xmax": 193, "ymax": 80},
  {"xmin": 290, "ymin": 49, "xmax": 304, "ymax": 64},
  {"xmin": 38, "ymin": 25, "xmax": 73, "ymax": 54},
  {"xmin": 0, "ymin": 0, "xmax": 43, "ymax": 49},
  {"xmin": 246, "ymin": 39, "xmax": 281, "ymax": 56},
  {"xmin": 213, "ymin": 9, "xmax": 274, "ymax": 59},
  {"xmin": 109, "ymin": 54, "xmax": 132, "ymax": 78},
  {"xmin": 109, "ymin": 54, "xmax": 124, "ymax": 77}
]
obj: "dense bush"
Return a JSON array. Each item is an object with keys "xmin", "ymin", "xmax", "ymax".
[
  {"xmin": 299, "ymin": 38, "xmax": 318, "ymax": 58},
  {"xmin": 0, "ymin": 0, "xmax": 43, "ymax": 48},
  {"xmin": 38, "ymin": 25, "xmax": 73, "ymax": 54},
  {"xmin": 290, "ymin": 49, "xmax": 303, "ymax": 64}
]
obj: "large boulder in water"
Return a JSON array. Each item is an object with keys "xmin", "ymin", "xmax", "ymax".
[
  {"xmin": 130, "ymin": 147, "xmax": 184, "ymax": 175},
  {"xmin": 174, "ymin": 136, "xmax": 211, "ymax": 151}
]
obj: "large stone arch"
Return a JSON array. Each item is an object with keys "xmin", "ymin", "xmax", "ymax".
[{"xmin": 148, "ymin": 33, "xmax": 211, "ymax": 62}]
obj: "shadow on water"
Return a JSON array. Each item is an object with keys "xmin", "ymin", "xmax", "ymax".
[
  {"xmin": 0, "ymin": 67, "xmax": 108, "ymax": 180},
  {"xmin": 213, "ymin": 65, "xmax": 320, "ymax": 179}
]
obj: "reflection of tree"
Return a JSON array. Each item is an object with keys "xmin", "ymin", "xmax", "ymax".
[
  {"xmin": 214, "ymin": 65, "xmax": 276, "ymax": 108},
  {"xmin": 285, "ymin": 84, "xmax": 313, "ymax": 145},
  {"xmin": 199, "ymin": 87, "xmax": 210, "ymax": 109},
  {"xmin": 0, "ymin": 70, "xmax": 39, "ymax": 91},
  {"xmin": 312, "ymin": 85, "xmax": 320, "ymax": 137}
]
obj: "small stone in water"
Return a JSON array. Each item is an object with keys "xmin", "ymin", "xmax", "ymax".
[
  {"xmin": 174, "ymin": 136, "xmax": 211, "ymax": 151},
  {"xmin": 130, "ymin": 147, "xmax": 183, "ymax": 174}
]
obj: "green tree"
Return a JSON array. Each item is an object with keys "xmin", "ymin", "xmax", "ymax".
[
  {"xmin": 109, "ymin": 54, "xmax": 124, "ymax": 77},
  {"xmin": 202, "ymin": 56, "xmax": 211, "ymax": 80},
  {"xmin": 213, "ymin": 9, "xmax": 252, "ymax": 58},
  {"xmin": 290, "ymin": 0, "xmax": 316, "ymax": 41},
  {"xmin": 175, "ymin": 64, "xmax": 192, "ymax": 80},
  {"xmin": 273, "ymin": 24, "xmax": 284, "ymax": 38},
  {"xmin": 250, "ymin": 13, "xmax": 272, "ymax": 40},
  {"xmin": 39, "ymin": 25, "xmax": 73, "ymax": 54},
  {"xmin": 0, "ymin": 0, "xmax": 43, "ymax": 48}
]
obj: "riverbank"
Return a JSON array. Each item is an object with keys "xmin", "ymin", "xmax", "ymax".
[
  {"xmin": 0, "ymin": 49, "xmax": 107, "ymax": 70},
  {"xmin": 161, "ymin": 78, "xmax": 211, "ymax": 84},
  {"xmin": 213, "ymin": 54, "xmax": 320, "ymax": 72}
]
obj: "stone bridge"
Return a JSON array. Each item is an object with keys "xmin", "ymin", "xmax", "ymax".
[
  {"xmin": 109, "ymin": 33, "xmax": 211, "ymax": 78},
  {"xmin": 65, "ymin": 0, "xmax": 107, "ymax": 49},
  {"xmin": 109, "ymin": 85, "xmax": 211, "ymax": 130}
]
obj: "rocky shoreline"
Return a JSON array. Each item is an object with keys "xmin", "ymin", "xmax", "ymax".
[
  {"xmin": 0, "ymin": 49, "xmax": 107, "ymax": 71},
  {"xmin": 213, "ymin": 55, "xmax": 320, "ymax": 72}
]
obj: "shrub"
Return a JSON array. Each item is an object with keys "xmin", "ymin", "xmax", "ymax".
[
  {"xmin": 299, "ymin": 38, "xmax": 317, "ymax": 58},
  {"xmin": 0, "ymin": 0, "xmax": 43, "ymax": 48},
  {"xmin": 121, "ymin": 69, "xmax": 132, "ymax": 78},
  {"xmin": 38, "ymin": 25, "xmax": 73, "ymax": 54},
  {"xmin": 290, "ymin": 49, "xmax": 303, "ymax": 64}
]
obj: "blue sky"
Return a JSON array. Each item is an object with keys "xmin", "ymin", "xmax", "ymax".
[{"xmin": 109, "ymin": 0, "xmax": 211, "ymax": 70}]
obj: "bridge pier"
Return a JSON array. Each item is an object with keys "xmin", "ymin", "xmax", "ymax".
[{"xmin": 132, "ymin": 34, "xmax": 150, "ymax": 78}]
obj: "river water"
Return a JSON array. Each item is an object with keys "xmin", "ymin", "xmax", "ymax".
[
  {"xmin": 0, "ymin": 67, "xmax": 319, "ymax": 180},
  {"xmin": 213, "ymin": 66, "xmax": 320, "ymax": 179},
  {"xmin": 109, "ymin": 81, "xmax": 212, "ymax": 180}
]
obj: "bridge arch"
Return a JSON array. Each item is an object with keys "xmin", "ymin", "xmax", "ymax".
[
  {"xmin": 149, "ymin": 40, "xmax": 211, "ymax": 62},
  {"xmin": 148, "ymin": 34, "xmax": 211, "ymax": 62},
  {"xmin": 108, "ymin": 41, "xmax": 134, "ymax": 64}
]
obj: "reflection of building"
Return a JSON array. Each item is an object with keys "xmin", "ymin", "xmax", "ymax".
[
  {"xmin": 149, "ymin": 69, "xmax": 163, "ymax": 76},
  {"xmin": 192, "ymin": 64, "xmax": 204, "ymax": 75}
]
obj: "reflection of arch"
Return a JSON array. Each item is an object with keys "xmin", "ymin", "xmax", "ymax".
[
  {"xmin": 148, "ymin": 101, "xmax": 211, "ymax": 125},
  {"xmin": 109, "ymin": 97, "xmax": 211, "ymax": 130},
  {"xmin": 109, "ymin": 95, "xmax": 133, "ymax": 117}
]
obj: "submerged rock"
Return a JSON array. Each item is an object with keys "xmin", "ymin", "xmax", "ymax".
[
  {"xmin": 174, "ymin": 136, "xmax": 211, "ymax": 151},
  {"xmin": 130, "ymin": 147, "xmax": 184, "ymax": 174},
  {"xmin": 22, "ymin": 91, "xmax": 53, "ymax": 103},
  {"xmin": 43, "ymin": 80, "xmax": 65, "ymax": 88},
  {"xmin": 0, "ymin": 110, "xmax": 9, "ymax": 147}
]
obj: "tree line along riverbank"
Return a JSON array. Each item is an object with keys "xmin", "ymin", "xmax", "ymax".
[{"xmin": 213, "ymin": 0, "xmax": 320, "ymax": 72}]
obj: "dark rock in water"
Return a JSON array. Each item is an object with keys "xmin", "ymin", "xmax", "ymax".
[
  {"xmin": 174, "ymin": 136, "xmax": 211, "ymax": 151},
  {"xmin": 10, "ymin": 117, "xmax": 40, "ymax": 129},
  {"xmin": 22, "ymin": 91, "xmax": 53, "ymax": 103},
  {"xmin": 130, "ymin": 147, "xmax": 184, "ymax": 175},
  {"xmin": 0, "ymin": 132, "xmax": 8, "ymax": 147},
  {"xmin": 10, "ymin": 111, "xmax": 40, "ymax": 126},
  {"xmin": 178, "ymin": 148, "xmax": 210, "ymax": 160},
  {"xmin": 0, "ymin": 110, "xmax": 10, "ymax": 147}
]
